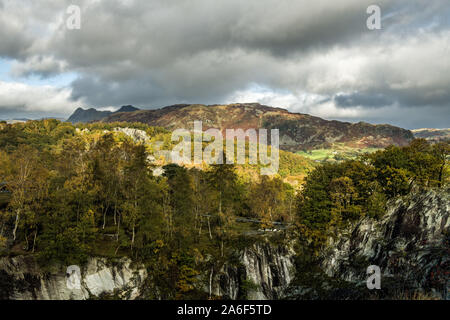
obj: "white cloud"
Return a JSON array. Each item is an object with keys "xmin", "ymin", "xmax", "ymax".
[
  {"xmin": 0, "ymin": 81, "xmax": 84, "ymax": 116},
  {"xmin": 226, "ymin": 86, "xmax": 327, "ymax": 113}
]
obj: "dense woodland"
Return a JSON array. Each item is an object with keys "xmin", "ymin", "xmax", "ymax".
[
  {"xmin": 0, "ymin": 119, "xmax": 448, "ymax": 298},
  {"xmin": 297, "ymin": 139, "xmax": 449, "ymax": 247}
]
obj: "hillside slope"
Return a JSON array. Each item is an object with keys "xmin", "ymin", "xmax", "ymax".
[
  {"xmin": 412, "ymin": 128, "xmax": 450, "ymax": 143},
  {"xmin": 99, "ymin": 103, "xmax": 413, "ymax": 151}
]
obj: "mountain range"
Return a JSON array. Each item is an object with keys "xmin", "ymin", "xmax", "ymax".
[
  {"xmin": 67, "ymin": 103, "xmax": 415, "ymax": 151},
  {"xmin": 67, "ymin": 105, "xmax": 139, "ymax": 123}
]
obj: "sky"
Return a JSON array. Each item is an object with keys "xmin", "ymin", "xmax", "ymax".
[{"xmin": 0, "ymin": 0, "xmax": 449, "ymax": 129}]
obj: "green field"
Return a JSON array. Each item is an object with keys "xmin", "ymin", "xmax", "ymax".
[{"xmin": 297, "ymin": 145, "xmax": 380, "ymax": 162}]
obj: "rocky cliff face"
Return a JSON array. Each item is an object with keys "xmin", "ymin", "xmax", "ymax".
[
  {"xmin": 0, "ymin": 241, "xmax": 296, "ymax": 300},
  {"xmin": 321, "ymin": 188, "xmax": 449, "ymax": 299},
  {"xmin": 0, "ymin": 256, "xmax": 147, "ymax": 300},
  {"xmin": 211, "ymin": 241, "xmax": 296, "ymax": 300}
]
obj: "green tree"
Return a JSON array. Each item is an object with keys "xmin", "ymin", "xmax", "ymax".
[{"xmin": 207, "ymin": 159, "xmax": 240, "ymax": 257}]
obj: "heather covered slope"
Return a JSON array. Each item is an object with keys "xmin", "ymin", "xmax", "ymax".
[{"xmin": 99, "ymin": 103, "xmax": 414, "ymax": 151}]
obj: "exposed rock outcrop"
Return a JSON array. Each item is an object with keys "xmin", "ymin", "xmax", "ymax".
[
  {"xmin": 0, "ymin": 241, "xmax": 296, "ymax": 300},
  {"xmin": 321, "ymin": 188, "xmax": 450, "ymax": 299},
  {"xmin": 0, "ymin": 256, "xmax": 147, "ymax": 300},
  {"xmin": 113, "ymin": 127, "xmax": 149, "ymax": 143},
  {"xmin": 211, "ymin": 241, "xmax": 296, "ymax": 300}
]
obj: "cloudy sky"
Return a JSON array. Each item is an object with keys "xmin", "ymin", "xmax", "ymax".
[{"xmin": 0, "ymin": 0, "xmax": 449, "ymax": 128}]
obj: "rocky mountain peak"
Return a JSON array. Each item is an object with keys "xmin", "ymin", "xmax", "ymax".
[{"xmin": 116, "ymin": 105, "xmax": 140, "ymax": 113}]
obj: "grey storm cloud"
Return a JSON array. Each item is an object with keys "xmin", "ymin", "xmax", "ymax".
[
  {"xmin": 0, "ymin": 9, "xmax": 31, "ymax": 58},
  {"xmin": 0, "ymin": 0, "xmax": 449, "ymax": 128},
  {"xmin": 334, "ymin": 93, "xmax": 394, "ymax": 108}
]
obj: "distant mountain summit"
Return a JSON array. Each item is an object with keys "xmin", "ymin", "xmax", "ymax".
[
  {"xmin": 67, "ymin": 105, "xmax": 140, "ymax": 123},
  {"xmin": 116, "ymin": 105, "xmax": 139, "ymax": 113},
  {"xmin": 412, "ymin": 128, "xmax": 450, "ymax": 142},
  {"xmin": 98, "ymin": 103, "xmax": 414, "ymax": 151}
]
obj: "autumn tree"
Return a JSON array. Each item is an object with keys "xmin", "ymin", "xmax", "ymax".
[
  {"xmin": 207, "ymin": 159, "xmax": 240, "ymax": 257},
  {"xmin": 247, "ymin": 176, "xmax": 290, "ymax": 228},
  {"xmin": 162, "ymin": 164, "xmax": 195, "ymax": 246},
  {"xmin": 4, "ymin": 146, "xmax": 48, "ymax": 242}
]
